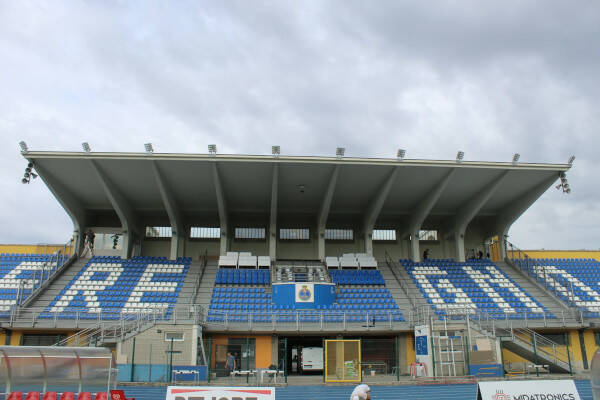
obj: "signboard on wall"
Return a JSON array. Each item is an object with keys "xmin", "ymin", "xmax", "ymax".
[
  {"xmin": 166, "ymin": 387, "xmax": 275, "ymax": 400},
  {"xmin": 477, "ymin": 380, "xmax": 581, "ymax": 400},
  {"xmin": 414, "ymin": 324, "xmax": 432, "ymax": 377},
  {"xmin": 295, "ymin": 283, "xmax": 314, "ymax": 303}
]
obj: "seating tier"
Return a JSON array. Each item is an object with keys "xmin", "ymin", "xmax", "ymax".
[{"xmin": 403, "ymin": 259, "xmax": 552, "ymax": 319}]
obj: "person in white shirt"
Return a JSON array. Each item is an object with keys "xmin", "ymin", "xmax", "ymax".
[{"xmin": 350, "ymin": 384, "xmax": 371, "ymax": 400}]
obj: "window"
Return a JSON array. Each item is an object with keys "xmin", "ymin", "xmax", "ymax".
[
  {"xmin": 22, "ymin": 334, "xmax": 66, "ymax": 346},
  {"xmin": 145, "ymin": 226, "xmax": 172, "ymax": 238},
  {"xmin": 373, "ymin": 229, "xmax": 396, "ymax": 241},
  {"xmin": 235, "ymin": 227, "xmax": 265, "ymax": 240},
  {"xmin": 190, "ymin": 227, "xmax": 221, "ymax": 239},
  {"xmin": 165, "ymin": 332, "xmax": 185, "ymax": 342},
  {"xmin": 419, "ymin": 230, "xmax": 438, "ymax": 241},
  {"xmin": 325, "ymin": 228, "xmax": 353, "ymax": 240},
  {"xmin": 280, "ymin": 228, "xmax": 310, "ymax": 240},
  {"xmin": 539, "ymin": 333, "xmax": 566, "ymax": 345}
]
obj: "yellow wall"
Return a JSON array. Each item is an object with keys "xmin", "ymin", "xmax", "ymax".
[
  {"xmin": 210, "ymin": 335, "xmax": 272, "ymax": 369},
  {"xmin": 0, "ymin": 244, "xmax": 73, "ymax": 256},
  {"xmin": 406, "ymin": 334, "xmax": 415, "ymax": 366},
  {"xmin": 512, "ymin": 250, "xmax": 600, "ymax": 261}
]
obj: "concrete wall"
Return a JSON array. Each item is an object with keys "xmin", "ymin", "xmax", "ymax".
[
  {"xmin": 141, "ymin": 240, "xmax": 171, "ymax": 257},
  {"xmin": 117, "ymin": 324, "xmax": 197, "ymax": 366}
]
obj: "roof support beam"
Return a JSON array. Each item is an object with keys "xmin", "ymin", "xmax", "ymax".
[
  {"xmin": 90, "ymin": 160, "xmax": 139, "ymax": 258},
  {"xmin": 362, "ymin": 166, "xmax": 398, "ymax": 255},
  {"xmin": 402, "ymin": 169, "xmax": 456, "ymax": 262},
  {"xmin": 152, "ymin": 161, "xmax": 184, "ymax": 260},
  {"xmin": 492, "ymin": 173, "xmax": 559, "ymax": 259},
  {"xmin": 212, "ymin": 162, "xmax": 229, "ymax": 256},
  {"xmin": 449, "ymin": 170, "xmax": 510, "ymax": 262},
  {"xmin": 269, "ymin": 164, "xmax": 279, "ymax": 260},
  {"xmin": 32, "ymin": 162, "xmax": 88, "ymax": 256},
  {"xmin": 317, "ymin": 165, "xmax": 340, "ymax": 261}
]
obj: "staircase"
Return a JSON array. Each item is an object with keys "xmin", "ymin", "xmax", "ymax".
[
  {"xmin": 496, "ymin": 260, "xmax": 574, "ymax": 320},
  {"xmin": 378, "ymin": 256, "xmax": 424, "ymax": 320},
  {"xmin": 192, "ymin": 260, "xmax": 218, "ymax": 310},
  {"xmin": 175, "ymin": 260, "xmax": 203, "ymax": 306}
]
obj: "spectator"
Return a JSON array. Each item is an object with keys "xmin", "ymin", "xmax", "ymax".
[
  {"xmin": 226, "ymin": 352, "xmax": 236, "ymax": 376},
  {"xmin": 423, "ymin": 249, "xmax": 430, "ymax": 260}
]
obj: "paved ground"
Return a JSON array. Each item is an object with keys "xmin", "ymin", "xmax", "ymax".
[
  {"xmin": 2, "ymin": 380, "xmax": 593, "ymax": 400},
  {"xmin": 118, "ymin": 380, "xmax": 593, "ymax": 400}
]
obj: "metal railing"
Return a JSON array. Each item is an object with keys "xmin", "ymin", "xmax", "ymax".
[
  {"xmin": 505, "ymin": 239, "xmax": 582, "ymax": 320},
  {"xmin": 190, "ymin": 249, "xmax": 209, "ymax": 304},
  {"xmin": 384, "ymin": 251, "xmax": 416, "ymax": 311},
  {"xmin": 2, "ymin": 304, "xmax": 205, "ymax": 329},
  {"xmin": 205, "ymin": 310, "xmax": 408, "ymax": 330}
]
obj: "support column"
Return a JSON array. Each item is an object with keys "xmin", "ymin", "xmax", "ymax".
[
  {"xmin": 362, "ymin": 167, "xmax": 398, "ymax": 255},
  {"xmin": 317, "ymin": 165, "xmax": 340, "ymax": 261},
  {"xmin": 401, "ymin": 169, "xmax": 455, "ymax": 262},
  {"xmin": 410, "ymin": 229, "xmax": 420, "ymax": 262},
  {"xmin": 90, "ymin": 160, "xmax": 139, "ymax": 258},
  {"xmin": 212, "ymin": 163, "xmax": 229, "ymax": 256},
  {"xmin": 269, "ymin": 164, "xmax": 279, "ymax": 260},
  {"xmin": 152, "ymin": 161, "xmax": 184, "ymax": 260},
  {"xmin": 449, "ymin": 171, "xmax": 509, "ymax": 262},
  {"xmin": 32, "ymin": 162, "xmax": 88, "ymax": 257}
]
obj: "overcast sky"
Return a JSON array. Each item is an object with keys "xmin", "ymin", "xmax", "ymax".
[{"xmin": 0, "ymin": 1, "xmax": 598, "ymax": 250}]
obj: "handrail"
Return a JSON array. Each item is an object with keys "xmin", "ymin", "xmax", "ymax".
[
  {"xmin": 191, "ymin": 249, "xmax": 209, "ymax": 304},
  {"xmin": 505, "ymin": 239, "xmax": 580, "ymax": 319},
  {"xmin": 384, "ymin": 251, "xmax": 416, "ymax": 311}
]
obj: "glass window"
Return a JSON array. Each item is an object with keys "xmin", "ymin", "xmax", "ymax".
[
  {"xmin": 280, "ymin": 228, "xmax": 310, "ymax": 240},
  {"xmin": 373, "ymin": 229, "xmax": 396, "ymax": 241},
  {"xmin": 145, "ymin": 226, "xmax": 172, "ymax": 238},
  {"xmin": 165, "ymin": 332, "xmax": 184, "ymax": 342},
  {"xmin": 235, "ymin": 227, "xmax": 266, "ymax": 239},
  {"xmin": 190, "ymin": 227, "xmax": 221, "ymax": 239},
  {"xmin": 325, "ymin": 229, "xmax": 353, "ymax": 240},
  {"xmin": 419, "ymin": 230, "xmax": 438, "ymax": 241}
]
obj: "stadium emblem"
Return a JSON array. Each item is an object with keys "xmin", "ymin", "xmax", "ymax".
[
  {"xmin": 299, "ymin": 285, "xmax": 312, "ymax": 301},
  {"xmin": 492, "ymin": 390, "xmax": 511, "ymax": 400}
]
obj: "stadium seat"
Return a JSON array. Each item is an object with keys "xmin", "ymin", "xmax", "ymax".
[
  {"xmin": 109, "ymin": 390, "xmax": 134, "ymax": 400},
  {"xmin": 7, "ymin": 392, "xmax": 23, "ymax": 400},
  {"xmin": 25, "ymin": 393, "xmax": 40, "ymax": 400},
  {"xmin": 77, "ymin": 393, "xmax": 92, "ymax": 400},
  {"xmin": 59, "ymin": 393, "xmax": 74, "ymax": 400},
  {"xmin": 93, "ymin": 394, "xmax": 107, "ymax": 400},
  {"xmin": 42, "ymin": 393, "xmax": 57, "ymax": 400},
  {"xmin": 42, "ymin": 256, "xmax": 190, "ymax": 320}
]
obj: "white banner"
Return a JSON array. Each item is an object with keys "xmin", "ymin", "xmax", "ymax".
[
  {"xmin": 478, "ymin": 380, "xmax": 581, "ymax": 400},
  {"xmin": 166, "ymin": 386, "xmax": 275, "ymax": 400},
  {"xmin": 295, "ymin": 283, "xmax": 314, "ymax": 303},
  {"xmin": 414, "ymin": 324, "xmax": 432, "ymax": 377}
]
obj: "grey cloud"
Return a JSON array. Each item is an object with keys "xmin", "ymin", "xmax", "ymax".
[{"xmin": 0, "ymin": 1, "xmax": 598, "ymax": 249}]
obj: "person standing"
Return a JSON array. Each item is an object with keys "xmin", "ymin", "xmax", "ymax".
[
  {"xmin": 350, "ymin": 384, "xmax": 371, "ymax": 400},
  {"xmin": 423, "ymin": 248, "xmax": 430, "ymax": 260},
  {"xmin": 226, "ymin": 352, "xmax": 236, "ymax": 376}
]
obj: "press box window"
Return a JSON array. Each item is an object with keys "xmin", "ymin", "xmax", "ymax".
[
  {"xmin": 373, "ymin": 229, "xmax": 396, "ymax": 241},
  {"xmin": 419, "ymin": 230, "xmax": 438, "ymax": 241},
  {"xmin": 280, "ymin": 228, "xmax": 310, "ymax": 240},
  {"xmin": 325, "ymin": 229, "xmax": 353, "ymax": 240},
  {"xmin": 145, "ymin": 226, "xmax": 172, "ymax": 238},
  {"xmin": 235, "ymin": 227, "xmax": 266, "ymax": 240},
  {"xmin": 165, "ymin": 332, "xmax": 184, "ymax": 342},
  {"xmin": 190, "ymin": 227, "xmax": 221, "ymax": 239}
]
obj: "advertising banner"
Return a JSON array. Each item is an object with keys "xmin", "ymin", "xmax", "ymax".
[
  {"xmin": 295, "ymin": 283, "xmax": 314, "ymax": 303},
  {"xmin": 414, "ymin": 324, "xmax": 432, "ymax": 377},
  {"xmin": 477, "ymin": 380, "xmax": 581, "ymax": 400},
  {"xmin": 166, "ymin": 386, "xmax": 275, "ymax": 400}
]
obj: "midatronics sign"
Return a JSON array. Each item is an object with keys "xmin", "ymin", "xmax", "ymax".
[
  {"xmin": 477, "ymin": 380, "xmax": 581, "ymax": 400},
  {"xmin": 166, "ymin": 387, "xmax": 275, "ymax": 400}
]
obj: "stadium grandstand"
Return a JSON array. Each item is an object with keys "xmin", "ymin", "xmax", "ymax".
[{"xmin": 2, "ymin": 148, "xmax": 599, "ymax": 398}]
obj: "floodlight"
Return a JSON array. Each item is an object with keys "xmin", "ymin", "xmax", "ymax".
[
  {"xmin": 512, "ymin": 153, "xmax": 520, "ymax": 163},
  {"xmin": 22, "ymin": 178, "xmax": 28, "ymax": 184},
  {"xmin": 336, "ymin": 147, "xmax": 345, "ymax": 158},
  {"xmin": 208, "ymin": 144, "xmax": 217, "ymax": 155},
  {"xmin": 559, "ymin": 172, "xmax": 566, "ymax": 179},
  {"xmin": 19, "ymin": 141, "xmax": 28, "ymax": 153},
  {"xmin": 82, "ymin": 142, "xmax": 91, "ymax": 152},
  {"xmin": 568, "ymin": 155, "xmax": 575, "ymax": 165},
  {"xmin": 272, "ymin": 145, "xmax": 280, "ymax": 157},
  {"xmin": 456, "ymin": 151, "xmax": 465, "ymax": 162},
  {"xmin": 144, "ymin": 143, "xmax": 154, "ymax": 153},
  {"xmin": 397, "ymin": 149, "xmax": 406, "ymax": 160}
]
